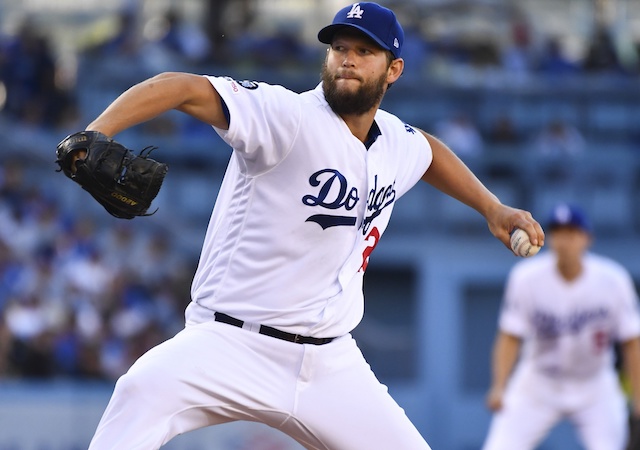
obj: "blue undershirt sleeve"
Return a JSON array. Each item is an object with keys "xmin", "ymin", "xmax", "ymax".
[{"xmin": 220, "ymin": 97, "xmax": 230, "ymax": 126}]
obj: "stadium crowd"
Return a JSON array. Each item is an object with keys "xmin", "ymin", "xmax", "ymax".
[
  {"xmin": 0, "ymin": 159, "xmax": 193, "ymax": 380},
  {"xmin": 0, "ymin": 1, "xmax": 639, "ymax": 381}
]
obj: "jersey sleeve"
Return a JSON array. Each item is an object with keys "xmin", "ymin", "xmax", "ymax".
[
  {"xmin": 498, "ymin": 263, "xmax": 531, "ymax": 337},
  {"xmin": 390, "ymin": 122, "xmax": 433, "ymax": 199},
  {"xmin": 205, "ymin": 76, "xmax": 302, "ymax": 174},
  {"xmin": 610, "ymin": 263, "xmax": 640, "ymax": 341}
]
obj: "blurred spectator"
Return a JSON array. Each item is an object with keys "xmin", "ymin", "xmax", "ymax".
[
  {"xmin": 147, "ymin": 8, "xmax": 212, "ymax": 65},
  {"xmin": 467, "ymin": 39, "xmax": 501, "ymax": 73},
  {"xmin": 130, "ymin": 230, "xmax": 189, "ymax": 286},
  {"xmin": 500, "ymin": 16, "xmax": 535, "ymax": 81},
  {"xmin": 0, "ymin": 318, "xmax": 11, "ymax": 376},
  {"xmin": 84, "ymin": 10, "xmax": 140, "ymax": 58},
  {"xmin": 537, "ymin": 36, "xmax": 579, "ymax": 77},
  {"xmin": 0, "ymin": 159, "xmax": 26, "ymax": 215},
  {"xmin": 0, "ymin": 19, "xmax": 79, "ymax": 129},
  {"xmin": 98, "ymin": 222, "xmax": 139, "ymax": 271},
  {"xmin": 203, "ymin": 0, "xmax": 235, "ymax": 64},
  {"xmin": 486, "ymin": 114, "xmax": 522, "ymax": 145},
  {"xmin": 533, "ymin": 119, "xmax": 585, "ymax": 156},
  {"xmin": 5, "ymin": 295, "xmax": 55, "ymax": 378},
  {"xmin": 398, "ymin": 21, "xmax": 430, "ymax": 79},
  {"xmin": 62, "ymin": 245, "xmax": 116, "ymax": 301},
  {"xmin": 0, "ymin": 21, "xmax": 54, "ymax": 122},
  {"xmin": 248, "ymin": 23, "xmax": 313, "ymax": 68},
  {"xmin": 203, "ymin": 0, "xmax": 259, "ymax": 64},
  {"xmin": 583, "ymin": 26, "xmax": 623, "ymax": 74},
  {"xmin": 434, "ymin": 113, "xmax": 484, "ymax": 157}
]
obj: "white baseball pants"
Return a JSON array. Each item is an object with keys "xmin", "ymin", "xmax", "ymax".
[
  {"xmin": 482, "ymin": 365, "xmax": 628, "ymax": 450},
  {"xmin": 88, "ymin": 320, "xmax": 430, "ymax": 450}
]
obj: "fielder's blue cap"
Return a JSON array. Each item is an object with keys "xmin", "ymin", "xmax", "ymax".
[
  {"xmin": 318, "ymin": 2, "xmax": 404, "ymax": 59},
  {"xmin": 547, "ymin": 203, "xmax": 592, "ymax": 233}
]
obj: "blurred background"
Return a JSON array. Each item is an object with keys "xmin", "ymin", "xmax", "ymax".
[{"xmin": 1, "ymin": 0, "xmax": 640, "ymax": 448}]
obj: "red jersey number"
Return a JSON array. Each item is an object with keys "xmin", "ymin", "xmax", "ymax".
[{"xmin": 359, "ymin": 227, "xmax": 380, "ymax": 272}]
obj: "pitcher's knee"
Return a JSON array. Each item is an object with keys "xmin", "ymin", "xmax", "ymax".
[{"xmin": 113, "ymin": 361, "xmax": 172, "ymax": 404}]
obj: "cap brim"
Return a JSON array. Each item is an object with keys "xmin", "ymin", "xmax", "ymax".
[{"xmin": 318, "ymin": 23, "xmax": 391, "ymax": 53}]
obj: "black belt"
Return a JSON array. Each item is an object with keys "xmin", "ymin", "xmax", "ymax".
[{"xmin": 214, "ymin": 312, "xmax": 335, "ymax": 345}]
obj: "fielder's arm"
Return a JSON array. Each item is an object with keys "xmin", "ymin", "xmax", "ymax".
[
  {"xmin": 418, "ymin": 130, "xmax": 544, "ymax": 250},
  {"xmin": 486, "ymin": 331, "xmax": 521, "ymax": 411},
  {"xmin": 87, "ymin": 72, "xmax": 228, "ymax": 137},
  {"xmin": 621, "ymin": 337, "xmax": 640, "ymax": 417}
]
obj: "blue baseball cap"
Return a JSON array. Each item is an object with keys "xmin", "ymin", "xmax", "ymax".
[
  {"xmin": 318, "ymin": 2, "xmax": 404, "ymax": 59},
  {"xmin": 547, "ymin": 203, "xmax": 592, "ymax": 233}
]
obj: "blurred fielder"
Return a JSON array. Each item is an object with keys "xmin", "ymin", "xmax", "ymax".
[{"xmin": 483, "ymin": 203, "xmax": 640, "ymax": 450}]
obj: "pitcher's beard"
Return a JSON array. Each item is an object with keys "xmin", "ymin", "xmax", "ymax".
[{"xmin": 321, "ymin": 63, "xmax": 387, "ymax": 116}]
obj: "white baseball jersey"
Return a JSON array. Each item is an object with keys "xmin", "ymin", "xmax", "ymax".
[
  {"xmin": 500, "ymin": 251, "xmax": 640, "ymax": 379},
  {"xmin": 185, "ymin": 77, "xmax": 432, "ymax": 338},
  {"xmin": 89, "ymin": 77, "xmax": 435, "ymax": 450}
]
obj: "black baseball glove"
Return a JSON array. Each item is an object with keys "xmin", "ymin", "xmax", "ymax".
[{"xmin": 56, "ymin": 131, "xmax": 168, "ymax": 219}]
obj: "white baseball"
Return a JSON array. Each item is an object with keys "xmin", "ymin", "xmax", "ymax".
[{"xmin": 510, "ymin": 228, "xmax": 541, "ymax": 257}]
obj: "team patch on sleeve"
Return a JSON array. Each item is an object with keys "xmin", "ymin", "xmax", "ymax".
[
  {"xmin": 221, "ymin": 77, "xmax": 259, "ymax": 93},
  {"xmin": 238, "ymin": 80, "xmax": 259, "ymax": 90}
]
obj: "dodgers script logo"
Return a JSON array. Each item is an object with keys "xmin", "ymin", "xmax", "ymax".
[
  {"xmin": 362, "ymin": 175, "xmax": 395, "ymax": 235},
  {"xmin": 302, "ymin": 169, "xmax": 396, "ymax": 234},
  {"xmin": 303, "ymin": 169, "xmax": 359, "ymax": 229},
  {"xmin": 532, "ymin": 307, "xmax": 609, "ymax": 339}
]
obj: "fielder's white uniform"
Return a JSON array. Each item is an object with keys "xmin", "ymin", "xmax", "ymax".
[
  {"xmin": 483, "ymin": 251, "xmax": 640, "ymax": 450},
  {"xmin": 89, "ymin": 77, "xmax": 433, "ymax": 449}
]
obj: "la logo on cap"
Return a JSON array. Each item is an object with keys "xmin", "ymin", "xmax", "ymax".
[
  {"xmin": 347, "ymin": 3, "xmax": 364, "ymax": 19},
  {"xmin": 317, "ymin": 2, "xmax": 404, "ymax": 59}
]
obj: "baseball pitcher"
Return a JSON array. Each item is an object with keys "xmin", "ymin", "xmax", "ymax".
[{"xmin": 57, "ymin": 3, "xmax": 544, "ymax": 449}]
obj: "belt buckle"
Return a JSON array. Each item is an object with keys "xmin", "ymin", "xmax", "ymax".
[{"xmin": 293, "ymin": 334, "xmax": 303, "ymax": 344}]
